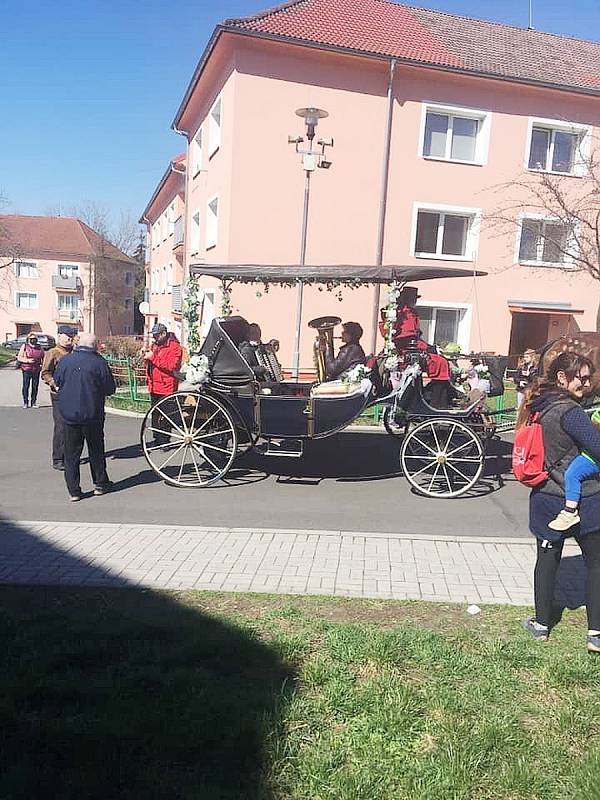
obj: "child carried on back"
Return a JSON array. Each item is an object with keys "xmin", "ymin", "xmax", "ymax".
[{"xmin": 549, "ymin": 408, "xmax": 600, "ymax": 531}]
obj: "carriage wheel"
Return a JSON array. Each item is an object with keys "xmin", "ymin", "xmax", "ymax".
[
  {"xmin": 400, "ymin": 418, "xmax": 484, "ymax": 498},
  {"xmin": 383, "ymin": 406, "xmax": 408, "ymax": 438},
  {"xmin": 141, "ymin": 391, "xmax": 238, "ymax": 488}
]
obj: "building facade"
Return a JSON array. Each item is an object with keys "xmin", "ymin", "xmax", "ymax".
[
  {"xmin": 0, "ymin": 215, "xmax": 136, "ymax": 341},
  {"xmin": 142, "ymin": 0, "xmax": 600, "ymax": 370}
]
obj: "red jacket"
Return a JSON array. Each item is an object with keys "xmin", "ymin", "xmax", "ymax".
[
  {"xmin": 146, "ymin": 334, "xmax": 182, "ymax": 395},
  {"xmin": 426, "ymin": 353, "xmax": 450, "ymax": 381},
  {"xmin": 378, "ymin": 306, "xmax": 420, "ymax": 342}
]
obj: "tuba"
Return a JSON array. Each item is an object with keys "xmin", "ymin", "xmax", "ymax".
[{"xmin": 309, "ymin": 316, "xmax": 341, "ymax": 382}]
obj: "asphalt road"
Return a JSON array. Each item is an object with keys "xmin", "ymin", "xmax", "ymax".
[{"xmin": 0, "ymin": 368, "xmax": 528, "ymax": 537}]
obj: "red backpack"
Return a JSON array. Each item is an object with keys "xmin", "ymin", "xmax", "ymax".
[{"xmin": 512, "ymin": 412, "xmax": 548, "ymax": 487}]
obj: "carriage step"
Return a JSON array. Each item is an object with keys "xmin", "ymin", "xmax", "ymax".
[{"xmin": 263, "ymin": 438, "xmax": 304, "ymax": 458}]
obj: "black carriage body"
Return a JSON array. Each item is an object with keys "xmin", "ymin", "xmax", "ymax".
[{"xmin": 199, "ymin": 316, "xmax": 371, "ymax": 440}]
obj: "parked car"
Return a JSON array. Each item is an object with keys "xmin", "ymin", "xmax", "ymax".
[{"xmin": 4, "ymin": 334, "xmax": 56, "ymax": 351}]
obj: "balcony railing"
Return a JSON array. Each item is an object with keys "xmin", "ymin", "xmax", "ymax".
[
  {"xmin": 171, "ymin": 284, "xmax": 183, "ymax": 314},
  {"xmin": 52, "ymin": 275, "xmax": 81, "ymax": 291},
  {"xmin": 55, "ymin": 307, "xmax": 83, "ymax": 322},
  {"xmin": 173, "ymin": 216, "xmax": 184, "ymax": 249}
]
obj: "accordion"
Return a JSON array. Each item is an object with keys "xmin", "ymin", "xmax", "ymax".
[{"xmin": 255, "ymin": 343, "xmax": 283, "ymax": 382}]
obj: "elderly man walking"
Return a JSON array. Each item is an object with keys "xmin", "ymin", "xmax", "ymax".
[
  {"xmin": 53, "ymin": 332, "xmax": 116, "ymax": 501},
  {"xmin": 41, "ymin": 325, "xmax": 77, "ymax": 470}
]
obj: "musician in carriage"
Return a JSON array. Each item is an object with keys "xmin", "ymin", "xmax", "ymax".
[
  {"xmin": 321, "ymin": 321, "xmax": 366, "ymax": 381},
  {"xmin": 239, "ymin": 322, "xmax": 283, "ymax": 383}
]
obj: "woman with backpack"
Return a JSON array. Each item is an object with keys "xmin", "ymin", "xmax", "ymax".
[
  {"xmin": 17, "ymin": 332, "xmax": 45, "ymax": 408},
  {"xmin": 517, "ymin": 352, "xmax": 600, "ymax": 652}
]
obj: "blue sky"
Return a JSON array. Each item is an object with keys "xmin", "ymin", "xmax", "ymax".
[{"xmin": 1, "ymin": 0, "xmax": 598, "ymax": 227}]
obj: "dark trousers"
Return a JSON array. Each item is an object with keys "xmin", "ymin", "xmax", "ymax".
[
  {"xmin": 150, "ymin": 393, "xmax": 173, "ymax": 444},
  {"xmin": 21, "ymin": 371, "xmax": 40, "ymax": 406},
  {"xmin": 63, "ymin": 420, "xmax": 110, "ymax": 496},
  {"xmin": 429, "ymin": 380, "xmax": 450, "ymax": 409},
  {"xmin": 51, "ymin": 397, "xmax": 65, "ymax": 467},
  {"xmin": 534, "ymin": 534, "xmax": 600, "ymax": 630}
]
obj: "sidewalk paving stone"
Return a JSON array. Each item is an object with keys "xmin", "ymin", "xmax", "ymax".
[{"xmin": 0, "ymin": 520, "xmax": 585, "ymax": 608}]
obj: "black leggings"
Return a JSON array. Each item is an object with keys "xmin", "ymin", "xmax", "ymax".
[{"xmin": 534, "ymin": 534, "xmax": 600, "ymax": 629}]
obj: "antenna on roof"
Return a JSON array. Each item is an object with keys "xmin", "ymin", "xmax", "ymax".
[{"xmin": 528, "ymin": 0, "xmax": 534, "ymax": 29}]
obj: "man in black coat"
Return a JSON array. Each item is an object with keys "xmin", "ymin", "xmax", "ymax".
[{"xmin": 54, "ymin": 332, "xmax": 116, "ymax": 501}]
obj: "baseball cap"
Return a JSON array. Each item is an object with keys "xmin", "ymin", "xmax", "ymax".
[
  {"xmin": 151, "ymin": 323, "xmax": 167, "ymax": 336},
  {"xmin": 57, "ymin": 325, "xmax": 77, "ymax": 337}
]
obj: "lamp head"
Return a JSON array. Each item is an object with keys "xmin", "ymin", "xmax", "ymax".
[{"xmin": 295, "ymin": 107, "xmax": 328, "ymax": 140}]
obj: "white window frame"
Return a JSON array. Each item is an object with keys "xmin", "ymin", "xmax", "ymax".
[
  {"xmin": 15, "ymin": 291, "xmax": 38, "ymax": 310},
  {"xmin": 190, "ymin": 209, "xmax": 201, "ymax": 255},
  {"xmin": 201, "ymin": 288, "xmax": 217, "ymax": 336},
  {"xmin": 191, "ymin": 125, "xmax": 203, "ymax": 175},
  {"xmin": 168, "ymin": 203, "xmax": 175, "ymax": 236},
  {"xmin": 416, "ymin": 300, "xmax": 472, "ymax": 354},
  {"xmin": 15, "ymin": 260, "xmax": 39, "ymax": 279},
  {"xmin": 515, "ymin": 213, "xmax": 576, "ymax": 268},
  {"xmin": 57, "ymin": 294, "xmax": 80, "ymax": 318},
  {"xmin": 161, "ymin": 265, "xmax": 167, "ymax": 294},
  {"xmin": 208, "ymin": 95, "xmax": 222, "ymax": 158},
  {"xmin": 206, "ymin": 194, "xmax": 219, "ymax": 250},
  {"xmin": 410, "ymin": 202, "xmax": 481, "ymax": 262},
  {"xmin": 419, "ymin": 102, "xmax": 491, "ymax": 166},
  {"xmin": 525, "ymin": 117, "xmax": 591, "ymax": 177},
  {"xmin": 166, "ymin": 262, "xmax": 173, "ymax": 294},
  {"xmin": 153, "ymin": 222, "xmax": 160, "ymax": 248},
  {"xmin": 57, "ymin": 263, "xmax": 79, "ymax": 279}
]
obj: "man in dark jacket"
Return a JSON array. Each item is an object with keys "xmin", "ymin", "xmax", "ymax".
[
  {"xmin": 54, "ymin": 332, "xmax": 116, "ymax": 501},
  {"xmin": 324, "ymin": 321, "xmax": 366, "ymax": 381},
  {"xmin": 41, "ymin": 324, "xmax": 77, "ymax": 469}
]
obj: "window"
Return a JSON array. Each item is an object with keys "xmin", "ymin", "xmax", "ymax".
[
  {"xmin": 153, "ymin": 223, "xmax": 160, "ymax": 248},
  {"xmin": 190, "ymin": 210, "xmax": 201, "ymax": 254},
  {"xmin": 209, "ymin": 97, "xmax": 222, "ymax": 157},
  {"xmin": 518, "ymin": 217, "xmax": 572, "ymax": 266},
  {"xmin": 124, "ymin": 324, "xmax": 133, "ymax": 335},
  {"xmin": 166, "ymin": 262, "xmax": 173, "ymax": 294},
  {"xmin": 57, "ymin": 294, "xmax": 80, "ymax": 319},
  {"xmin": 124, "ymin": 298, "xmax": 133, "ymax": 310},
  {"xmin": 15, "ymin": 292, "xmax": 38, "ymax": 309},
  {"xmin": 201, "ymin": 289, "xmax": 217, "ymax": 336},
  {"xmin": 161, "ymin": 265, "xmax": 167, "ymax": 294},
  {"xmin": 58, "ymin": 263, "xmax": 78, "ymax": 279},
  {"xmin": 15, "ymin": 261, "xmax": 39, "ymax": 278},
  {"xmin": 421, "ymin": 104, "xmax": 490, "ymax": 165},
  {"xmin": 413, "ymin": 204, "xmax": 480, "ymax": 260},
  {"xmin": 124, "ymin": 271, "xmax": 133, "ymax": 286},
  {"xmin": 192, "ymin": 126, "xmax": 203, "ymax": 175},
  {"xmin": 206, "ymin": 196, "xmax": 219, "ymax": 250},
  {"xmin": 161, "ymin": 213, "xmax": 168, "ymax": 241},
  {"xmin": 416, "ymin": 303, "xmax": 471, "ymax": 351},
  {"xmin": 168, "ymin": 203, "xmax": 175, "ymax": 236},
  {"xmin": 526, "ymin": 118, "xmax": 590, "ymax": 175}
]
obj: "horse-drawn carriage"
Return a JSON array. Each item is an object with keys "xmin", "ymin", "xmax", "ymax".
[{"xmin": 141, "ymin": 264, "xmax": 510, "ymax": 498}]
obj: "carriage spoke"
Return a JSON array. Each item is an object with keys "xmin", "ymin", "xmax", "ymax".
[
  {"xmin": 175, "ymin": 395, "xmax": 188, "ymax": 434},
  {"xmin": 445, "ymin": 459, "xmax": 472, "ymax": 483},
  {"xmin": 429, "ymin": 423, "xmax": 442, "ymax": 453},
  {"xmin": 157, "ymin": 442, "xmax": 186, "ymax": 471},
  {"xmin": 196, "ymin": 409, "xmax": 220, "ymax": 434},
  {"xmin": 201, "ymin": 441, "xmax": 234, "ymax": 456},
  {"xmin": 440, "ymin": 423, "xmax": 457, "ymax": 453},
  {"xmin": 408, "ymin": 459, "xmax": 439, "ymax": 480},
  {"xmin": 446, "ymin": 438, "xmax": 477, "ymax": 458},
  {"xmin": 411, "ymin": 435, "xmax": 437, "ymax": 456},
  {"xmin": 190, "ymin": 442, "xmax": 221, "ymax": 474},
  {"xmin": 441, "ymin": 463, "xmax": 453, "ymax": 494},
  {"xmin": 146, "ymin": 425, "xmax": 184, "ymax": 440},
  {"xmin": 194, "ymin": 428, "xmax": 234, "ymax": 440},
  {"xmin": 177, "ymin": 447, "xmax": 188, "ymax": 483},
  {"xmin": 155, "ymin": 405, "xmax": 186, "ymax": 438},
  {"xmin": 188, "ymin": 444, "xmax": 203, "ymax": 484},
  {"xmin": 427, "ymin": 463, "xmax": 441, "ymax": 492},
  {"xmin": 447, "ymin": 456, "xmax": 482, "ymax": 463}
]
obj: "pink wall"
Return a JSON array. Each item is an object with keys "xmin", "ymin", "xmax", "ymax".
[{"xmin": 168, "ymin": 33, "xmax": 600, "ymax": 367}]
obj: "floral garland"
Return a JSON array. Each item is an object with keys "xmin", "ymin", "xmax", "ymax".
[
  {"xmin": 343, "ymin": 363, "xmax": 372, "ymax": 384},
  {"xmin": 383, "ymin": 281, "xmax": 401, "ymax": 371},
  {"xmin": 220, "ymin": 279, "xmax": 233, "ymax": 317},
  {"xmin": 183, "ymin": 273, "xmax": 202, "ymax": 354},
  {"xmin": 184, "ymin": 353, "xmax": 211, "ymax": 385}
]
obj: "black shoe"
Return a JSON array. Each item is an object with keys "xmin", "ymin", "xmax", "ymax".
[{"xmin": 52, "ymin": 463, "xmax": 65, "ymax": 471}]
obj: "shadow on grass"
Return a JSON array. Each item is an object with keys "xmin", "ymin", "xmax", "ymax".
[{"xmin": 0, "ymin": 517, "xmax": 295, "ymax": 800}]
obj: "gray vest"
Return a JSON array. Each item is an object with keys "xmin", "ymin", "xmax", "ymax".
[{"xmin": 539, "ymin": 397, "xmax": 600, "ymax": 497}]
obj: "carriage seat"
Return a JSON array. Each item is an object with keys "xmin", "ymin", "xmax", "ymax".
[{"xmin": 310, "ymin": 378, "xmax": 372, "ymax": 398}]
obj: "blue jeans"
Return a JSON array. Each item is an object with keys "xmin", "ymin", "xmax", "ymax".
[
  {"xmin": 21, "ymin": 370, "xmax": 40, "ymax": 406},
  {"xmin": 564, "ymin": 454, "xmax": 600, "ymax": 503}
]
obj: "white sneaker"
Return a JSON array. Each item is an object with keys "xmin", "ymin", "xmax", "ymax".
[{"xmin": 548, "ymin": 509, "xmax": 580, "ymax": 531}]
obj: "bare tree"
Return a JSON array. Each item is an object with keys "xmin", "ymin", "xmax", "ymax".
[{"xmin": 486, "ymin": 137, "xmax": 600, "ymax": 300}]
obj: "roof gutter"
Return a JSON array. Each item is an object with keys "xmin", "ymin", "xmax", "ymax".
[
  {"xmin": 370, "ymin": 57, "xmax": 396, "ymax": 354},
  {"xmin": 220, "ymin": 27, "xmax": 600, "ymax": 100},
  {"xmin": 139, "ymin": 160, "xmax": 187, "ymax": 224},
  {"xmin": 172, "ymin": 25, "xmax": 225, "ymax": 131}
]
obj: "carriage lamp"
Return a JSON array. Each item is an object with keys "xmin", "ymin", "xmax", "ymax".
[{"xmin": 288, "ymin": 106, "xmax": 334, "ymax": 377}]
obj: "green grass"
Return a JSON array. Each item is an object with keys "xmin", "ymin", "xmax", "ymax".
[
  {"xmin": 1, "ymin": 588, "xmax": 599, "ymax": 800},
  {"xmin": 106, "ymin": 392, "xmax": 150, "ymax": 414},
  {"xmin": 0, "ymin": 345, "xmax": 16, "ymax": 366}
]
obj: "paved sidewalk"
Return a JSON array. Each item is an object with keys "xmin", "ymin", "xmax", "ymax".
[{"xmin": 0, "ymin": 520, "xmax": 583, "ymax": 606}]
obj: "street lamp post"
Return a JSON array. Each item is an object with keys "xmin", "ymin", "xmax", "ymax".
[{"xmin": 288, "ymin": 107, "xmax": 333, "ymax": 378}]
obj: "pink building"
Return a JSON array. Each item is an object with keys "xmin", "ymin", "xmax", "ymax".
[
  {"xmin": 142, "ymin": 0, "xmax": 600, "ymax": 370},
  {"xmin": 0, "ymin": 215, "xmax": 136, "ymax": 342},
  {"xmin": 139, "ymin": 155, "xmax": 186, "ymax": 341}
]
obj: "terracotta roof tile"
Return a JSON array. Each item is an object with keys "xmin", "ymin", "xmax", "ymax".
[
  {"xmin": 0, "ymin": 215, "xmax": 135, "ymax": 264},
  {"xmin": 226, "ymin": 0, "xmax": 600, "ymax": 93}
]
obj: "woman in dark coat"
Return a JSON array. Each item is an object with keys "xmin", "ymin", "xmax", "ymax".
[{"xmin": 518, "ymin": 352, "xmax": 600, "ymax": 652}]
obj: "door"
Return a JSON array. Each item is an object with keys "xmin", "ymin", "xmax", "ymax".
[
  {"xmin": 508, "ymin": 312, "xmax": 550, "ymax": 362},
  {"xmin": 16, "ymin": 323, "xmax": 33, "ymax": 337}
]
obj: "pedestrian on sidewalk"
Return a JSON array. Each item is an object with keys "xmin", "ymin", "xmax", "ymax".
[
  {"xmin": 517, "ymin": 351, "xmax": 600, "ymax": 653},
  {"xmin": 143, "ymin": 323, "xmax": 182, "ymax": 446},
  {"xmin": 53, "ymin": 332, "xmax": 116, "ymax": 502},
  {"xmin": 41, "ymin": 325, "xmax": 76, "ymax": 470},
  {"xmin": 17, "ymin": 332, "xmax": 44, "ymax": 408}
]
